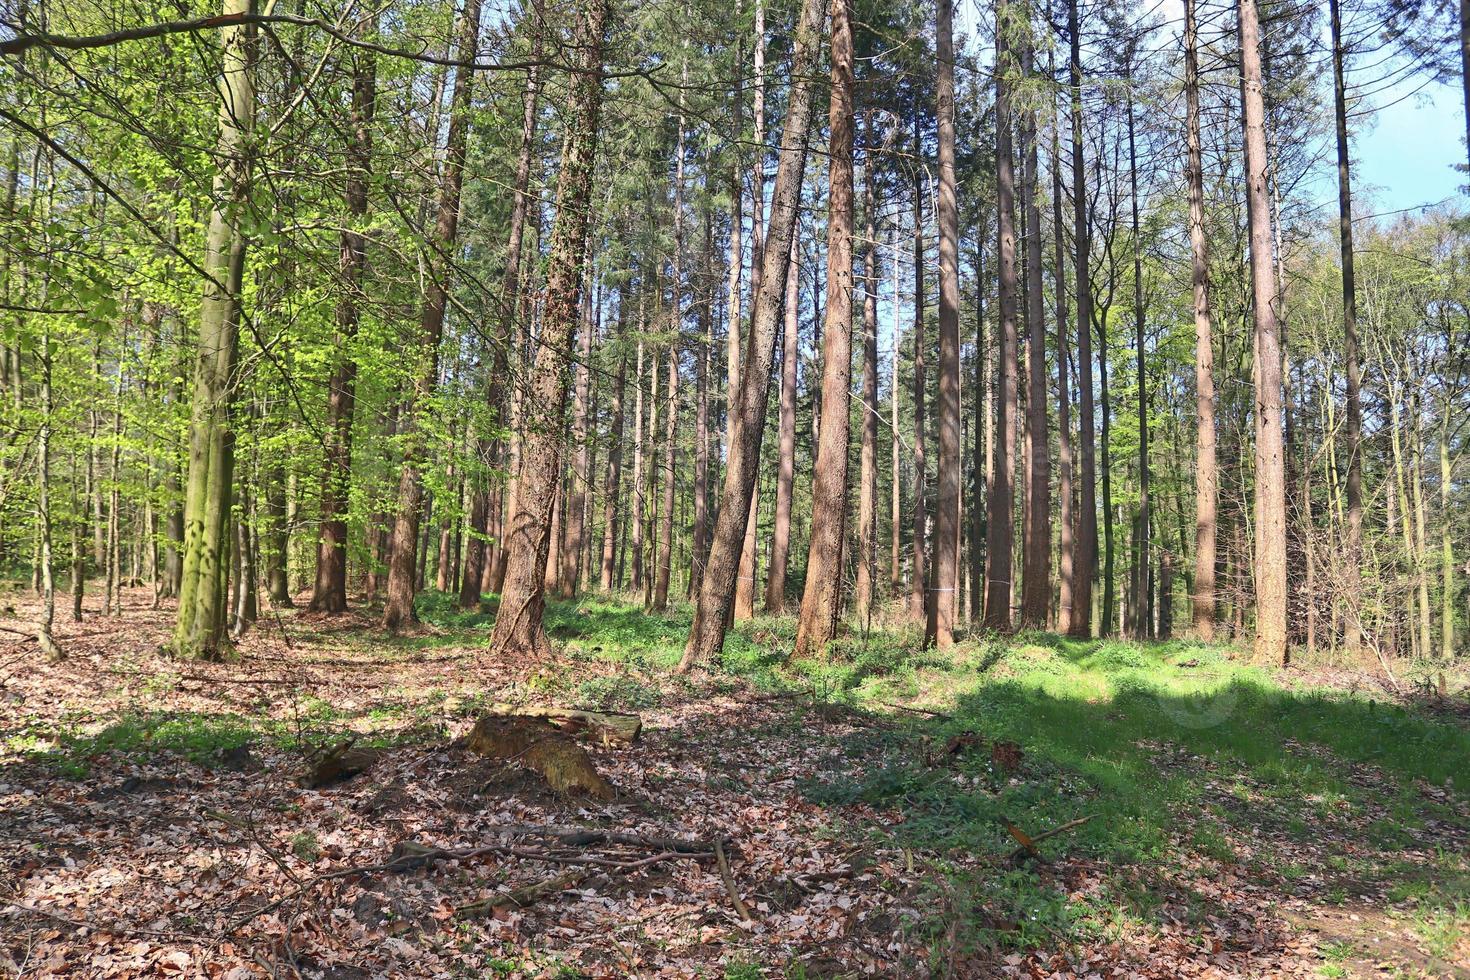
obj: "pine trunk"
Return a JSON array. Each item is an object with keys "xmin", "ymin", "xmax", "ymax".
[
  {"xmin": 490, "ymin": 0, "xmax": 609, "ymax": 657},
  {"xmin": 794, "ymin": 0, "xmax": 855, "ymax": 658}
]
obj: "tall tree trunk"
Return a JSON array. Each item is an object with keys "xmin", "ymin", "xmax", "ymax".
[
  {"xmin": 681, "ymin": 0, "xmax": 824, "ymax": 669},
  {"xmin": 382, "ymin": 0, "xmax": 482, "ymax": 628},
  {"xmin": 1098, "ymin": 312, "xmax": 1114, "ymax": 635},
  {"xmin": 891, "ymin": 229, "xmax": 902, "ymax": 597},
  {"xmin": 795, "ymin": 0, "xmax": 855, "ymax": 658},
  {"xmin": 38, "ymin": 315, "xmax": 60, "ymax": 659},
  {"xmin": 910, "ymin": 128, "xmax": 929, "ymax": 623},
  {"xmin": 927, "ymin": 0, "xmax": 962, "ymax": 647},
  {"xmin": 489, "ymin": 13, "xmax": 544, "ymax": 593},
  {"xmin": 170, "ymin": 0, "xmax": 253, "ymax": 660},
  {"xmin": 490, "ymin": 0, "xmax": 609, "ymax": 656},
  {"xmin": 1066, "ymin": 0, "xmax": 1096, "ymax": 637},
  {"xmin": 631, "ymin": 332, "xmax": 646, "ymax": 592},
  {"xmin": 1441, "ymin": 416, "xmax": 1455, "ymax": 659},
  {"xmin": 969, "ymin": 236, "xmax": 987, "ymax": 622},
  {"xmin": 1050, "ymin": 96, "xmax": 1073, "ymax": 635},
  {"xmin": 1126, "ymin": 68, "xmax": 1150, "ymax": 639},
  {"xmin": 600, "ymin": 296, "xmax": 628, "ymax": 591},
  {"xmin": 562, "ymin": 279, "xmax": 596, "ymax": 598},
  {"xmin": 856, "ymin": 129, "xmax": 880, "ymax": 628},
  {"xmin": 1329, "ymin": 0, "xmax": 1363, "ymax": 655},
  {"xmin": 1019, "ymin": 32, "xmax": 1050, "ymax": 629},
  {"xmin": 691, "ymin": 211, "xmax": 712, "ymax": 594},
  {"xmin": 1184, "ymin": 0, "xmax": 1217, "ymax": 641},
  {"xmin": 653, "ymin": 324, "xmax": 680, "ymax": 609},
  {"xmin": 766, "ymin": 239, "xmax": 798, "ymax": 612},
  {"xmin": 1240, "ymin": 0, "xmax": 1288, "ymax": 664},
  {"xmin": 985, "ymin": 3, "xmax": 1018, "ymax": 632}
]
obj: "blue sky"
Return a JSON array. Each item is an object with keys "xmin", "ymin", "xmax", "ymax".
[{"xmin": 1352, "ymin": 78, "xmax": 1465, "ymax": 214}]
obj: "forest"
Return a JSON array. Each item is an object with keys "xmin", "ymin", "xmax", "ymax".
[{"xmin": 1, "ymin": 0, "xmax": 1469, "ymax": 975}]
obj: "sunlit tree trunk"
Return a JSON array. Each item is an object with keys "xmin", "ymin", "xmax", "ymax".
[
  {"xmin": 563, "ymin": 279, "xmax": 596, "ymax": 598},
  {"xmin": 856, "ymin": 126, "xmax": 880, "ymax": 629},
  {"xmin": 985, "ymin": 0, "xmax": 1018, "ymax": 632},
  {"xmin": 1065, "ymin": 0, "xmax": 1096, "ymax": 638},
  {"xmin": 891, "ymin": 230, "xmax": 902, "ymax": 597},
  {"xmin": 1125, "ymin": 65, "xmax": 1150, "ymax": 639},
  {"xmin": 1019, "ymin": 32, "xmax": 1050, "ymax": 630},
  {"xmin": 927, "ymin": 0, "xmax": 961, "ymax": 647},
  {"xmin": 795, "ymin": 0, "xmax": 855, "ymax": 658},
  {"xmin": 490, "ymin": 0, "xmax": 608, "ymax": 655},
  {"xmin": 969, "ymin": 236, "xmax": 987, "ymax": 623},
  {"xmin": 1184, "ymin": 0, "xmax": 1217, "ymax": 641},
  {"xmin": 1050, "ymin": 102, "xmax": 1073, "ymax": 635},
  {"xmin": 1328, "ymin": 0, "xmax": 1363, "ymax": 654},
  {"xmin": 691, "ymin": 212, "xmax": 713, "ymax": 595},
  {"xmin": 1240, "ymin": 0, "xmax": 1288, "ymax": 664},
  {"xmin": 682, "ymin": 0, "xmax": 824, "ymax": 669},
  {"xmin": 170, "ymin": 0, "xmax": 253, "ymax": 660},
  {"xmin": 766, "ymin": 239, "xmax": 798, "ymax": 613},
  {"xmin": 489, "ymin": 16, "xmax": 543, "ymax": 594},
  {"xmin": 382, "ymin": 0, "xmax": 482, "ymax": 628},
  {"xmin": 910, "ymin": 127, "xmax": 928, "ymax": 624},
  {"xmin": 600, "ymin": 297, "xmax": 628, "ymax": 591}
]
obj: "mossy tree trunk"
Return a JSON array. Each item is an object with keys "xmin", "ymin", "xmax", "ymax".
[{"xmin": 170, "ymin": 0, "xmax": 254, "ymax": 661}]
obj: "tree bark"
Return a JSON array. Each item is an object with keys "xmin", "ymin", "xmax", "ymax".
[
  {"xmin": 600, "ymin": 296, "xmax": 628, "ymax": 591},
  {"xmin": 927, "ymin": 0, "xmax": 962, "ymax": 647},
  {"xmin": 681, "ymin": 0, "xmax": 824, "ymax": 669},
  {"xmin": 969, "ymin": 236, "xmax": 987, "ymax": 622},
  {"xmin": 856, "ymin": 126, "xmax": 880, "ymax": 629},
  {"xmin": 891, "ymin": 229, "xmax": 902, "ymax": 597},
  {"xmin": 1065, "ymin": 0, "xmax": 1096, "ymax": 638},
  {"xmin": 985, "ymin": 3, "xmax": 1018, "ymax": 632},
  {"xmin": 1050, "ymin": 92, "xmax": 1073, "ymax": 635},
  {"xmin": 490, "ymin": 0, "xmax": 609, "ymax": 657},
  {"xmin": 490, "ymin": 14, "xmax": 544, "ymax": 594},
  {"xmin": 1240, "ymin": 0, "xmax": 1288, "ymax": 663},
  {"xmin": 1329, "ymin": 0, "xmax": 1363, "ymax": 654},
  {"xmin": 1126, "ymin": 66, "xmax": 1149, "ymax": 639},
  {"xmin": 170, "ymin": 0, "xmax": 253, "ymax": 660},
  {"xmin": 1018, "ymin": 32, "xmax": 1050, "ymax": 630},
  {"xmin": 766, "ymin": 239, "xmax": 798, "ymax": 613},
  {"xmin": 909, "ymin": 127, "xmax": 928, "ymax": 624},
  {"xmin": 794, "ymin": 0, "xmax": 855, "ymax": 658},
  {"xmin": 562, "ymin": 279, "xmax": 596, "ymax": 598},
  {"xmin": 690, "ymin": 212, "xmax": 712, "ymax": 595},
  {"xmin": 1184, "ymin": 0, "xmax": 1217, "ymax": 642},
  {"xmin": 382, "ymin": 0, "xmax": 482, "ymax": 629}
]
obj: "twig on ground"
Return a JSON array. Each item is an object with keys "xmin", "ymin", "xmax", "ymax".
[{"xmin": 714, "ymin": 837, "xmax": 752, "ymax": 922}]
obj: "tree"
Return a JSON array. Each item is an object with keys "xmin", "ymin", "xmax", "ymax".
[
  {"xmin": 927, "ymin": 0, "xmax": 962, "ymax": 648},
  {"xmin": 309, "ymin": 51, "xmax": 374, "ymax": 615},
  {"xmin": 1240, "ymin": 0, "xmax": 1289, "ymax": 664},
  {"xmin": 490, "ymin": 0, "xmax": 611, "ymax": 657},
  {"xmin": 169, "ymin": 0, "xmax": 255, "ymax": 661},
  {"xmin": 984, "ymin": 0, "xmax": 1019, "ymax": 632},
  {"xmin": 795, "ymin": 0, "xmax": 855, "ymax": 659},
  {"xmin": 1066, "ymin": 0, "xmax": 1097, "ymax": 638},
  {"xmin": 855, "ymin": 122, "xmax": 881, "ymax": 628},
  {"xmin": 1184, "ymin": 0, "xmax": 1218, "ymax": 641},
  {"xmin": 381, "ymin": 0, "xmax": 483, "ymax": 629},
  {"xmin": 765, "ymin": 239, "xmax": 798, "ymax": 613},
  {"xmin": 681, "ymin": 0, "xmax": 825, "ymax": 671},
  {"xmin": 1018, "ymin": 21, "xmax": 1050, "ymax": 630},
  {"xmin": 1328, "ymin": 0, "xmax": 1364, "ymax": 654}
]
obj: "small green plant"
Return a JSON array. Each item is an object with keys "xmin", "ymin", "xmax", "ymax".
[
  {"xmin": 291, "ymin": 830, "xmax": 321, "ymax": 862},
  {"xmin": 722, "ymin": 960, "xmax": 763, "ymax": 980}
]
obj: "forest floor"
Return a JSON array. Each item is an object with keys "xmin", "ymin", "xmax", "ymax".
[{"xmin": 1, "ymin": 582, "xmax": 1469, "ymax": 979}]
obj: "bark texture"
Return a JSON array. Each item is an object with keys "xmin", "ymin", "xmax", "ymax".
[
  {"xmin": 680, "ymin": 0, "xmax": 824, "ymax": 670},
  {"xmin": 490, "ymin": 0, "xmax": 609, "ymax": 657},
  {"xmin": 794, "ymin": 0, "xmax": 855, "ymax": 659}
]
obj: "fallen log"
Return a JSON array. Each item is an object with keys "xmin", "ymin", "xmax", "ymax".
[
  {"xmin": 487, "ymin": 704, "xmax": 641, "ymax": 745},
  {"xmin": 463, "ymin": 714, "xmax": 615, "ymax": 799}
]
